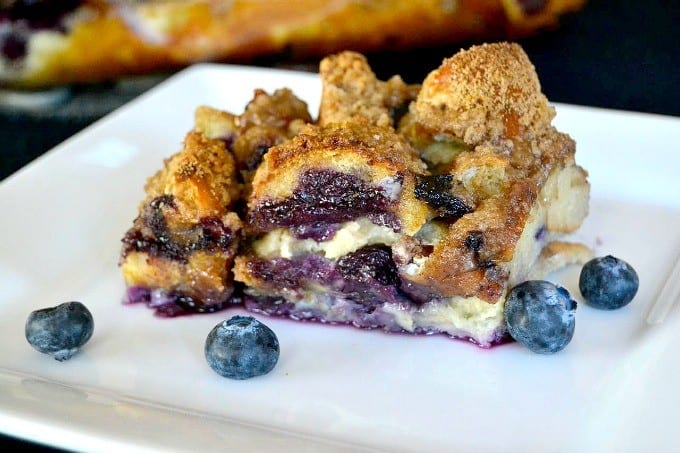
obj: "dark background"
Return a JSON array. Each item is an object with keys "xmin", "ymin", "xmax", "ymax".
[{"xmin": 1, "ymin": 0, "xmax": 678, "ymax": 450}]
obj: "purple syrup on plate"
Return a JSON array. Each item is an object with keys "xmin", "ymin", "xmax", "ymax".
[{"xmin": 124, "ymin": 286, "xmax": 233, "ymax": 318}]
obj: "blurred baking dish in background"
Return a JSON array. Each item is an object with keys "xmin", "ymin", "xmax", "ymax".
[{"xmin": 0, "ymin": 0, "xmax": 586, "ymax": 88}]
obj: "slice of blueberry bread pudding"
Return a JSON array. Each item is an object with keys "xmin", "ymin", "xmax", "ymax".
[
  {"xmin": 121, "ymin": 43, "xmax": 590, "ymax": 346},
  {"xmin": 233, "ymin": 120, "xmax": 431, "ymax": 325},
  {"xmin": 120, "ymin": 131, "xmax": 242, "ymax": 316}
]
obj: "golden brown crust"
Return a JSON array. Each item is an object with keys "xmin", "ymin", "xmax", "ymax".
[
  {"xmin": 414, "ymin": 42, "xmax": 555, "ymax": 146},
  {"xmin": 399, "ymin": 43, "xmax": 589, "ymax": 301},
  {"xmin": 318, "ymin": 51, "xmax": 419, "ymax": 128},
  {"xmin": 249, "ymin": 120, "xmax": 430, "ymax": 235},
  {"xmin": 120, "ymin": 43, "xmax": 590, "ymax": 319},
  {"xmin": 3, "ymin": 0, "xmax": 586, "ymax": 87},
  {"xmin": 195, "ymin": 88, "xmax": 312, "ymax": 186},
  {"xmin": 408, "ymin": 180, "xmax": 536, "ymax": 300},
  {"xmin": 144, "ymin": 131, "xmax": 240, "ymax": 224},
  {"xmin": 120, "ymin": 131, "xmax": 242, "ymax": 305}
]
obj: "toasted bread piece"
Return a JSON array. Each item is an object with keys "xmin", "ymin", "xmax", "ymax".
[
  {"xmin": 120, "ymin": 131, "xmax": 242, "ymax": 315},
  {"xmin": 194, "ymin": 88, "xmax": 312, "ymax": 187},
  {"xmin": 318, "ymin": 51, "xmax": 420, "ymax": 128}
]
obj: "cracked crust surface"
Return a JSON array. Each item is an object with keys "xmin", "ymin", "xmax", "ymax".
[
  {"xmin": 402, "ymin": 45, "xmax": 589, "ymax": 300},
  {"xmin": 195, "ymin": 88, "xmax": 311, "ymax": 187},
  {"xmin": 143, "ymin": 131, "xmax": 241, "ymax": 223}
]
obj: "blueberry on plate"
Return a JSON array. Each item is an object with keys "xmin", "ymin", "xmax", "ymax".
[
  {"xmin": 25, "ymin": 301, "xmax": 94, "ymax": 361},
  {"xmin": 579, "ymin": 255, "xmax": 639, "ymax": 310},
  {"xmin": 504, "ymin": 280, "xmax": 576, "ymax": 354},
  {"xmin": 205, "ymin": 316, "xmax": 279, "ymax": 380}
]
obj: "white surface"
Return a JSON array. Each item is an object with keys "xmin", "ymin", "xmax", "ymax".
[
  {"xmin": 1, "ymin": 64, "xmax": 679, "ymax": 452},
  {"xmin": 646, "ymin": 252, "xmax": 680, "ymax": 324}
]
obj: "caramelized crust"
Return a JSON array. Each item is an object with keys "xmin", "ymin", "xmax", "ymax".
[
  {"xmin": 414, "ymin": 42, "xmax": 555, "ymax": 146},
  {"xmin": 398, "ymin": 43, "xmax": 589, "ymax": 301},
  {"xmin": 120, "ymin": 43, "xmax": 590, "ymax": 345},
  {"xmin": 194, "ymin": 88, "xmax": 311, "ymax": 184},
  {"xmin": 143, "ymin": 132, "xmax": 240, "ymax": 223},
  {"xmin": 120, "ymin": 131, "xmax": 242, "ymax": 309},
  {"xmin": 318, "ymin": 51, "xmax": 419, "ymax": 128},
  {"xmin": 249, "ymin": 120, "xmax": 430, "ymax": 235}
]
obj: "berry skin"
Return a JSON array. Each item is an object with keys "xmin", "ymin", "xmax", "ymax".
[
  {"xmin": 205, "ymin": 316, "xmax": 279, "ymax": 380},
  {"xmin": 25, "ymin": 302, "xmax": 94, "ymax": 361},
  {"xmin": 579, "ymin": 255, "xmax": 639, "ymax": 310},
  {"xmin": 504, "ymin": 281, "xmax": 576, "ymax": 354}
]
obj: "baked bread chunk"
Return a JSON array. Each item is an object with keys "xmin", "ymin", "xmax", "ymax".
[
  {"xmin": 318, "ymin": 51, "xmax": 420, "ymax": 129},
  {"xmin": 194, "ymin": 88, "xmax": 312, "ymax": 187},
  {"xmin": 1, "ymin": 0, "xmax": 586, "ymax": 87},
  {"xmin": 235, "ymin": 44, "xmax": 590, "ymax": 346},
  {"xmin": 120, "ymin": 131, "xmax": 242, "ymax": 316}
]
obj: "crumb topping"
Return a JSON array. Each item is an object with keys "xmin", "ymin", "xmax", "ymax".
[
  {"xmin": 319, "ymin": 51, "xmax": 419, "ymax": 128},
  {"xmin": 144, "ymin": 131, "xmax": 240, "ymax": 223},
  {"xmin": 415, "ymin": 42, "xmax": 555, "ymax": 146}
]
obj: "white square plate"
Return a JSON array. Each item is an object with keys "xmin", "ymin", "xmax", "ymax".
[{"xmin": 1, "ymin": 65, "xmax": 679, "ymax": 452}]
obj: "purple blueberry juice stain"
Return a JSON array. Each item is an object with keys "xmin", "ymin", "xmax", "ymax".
[
  {"xmin": 243, "ymin": 295, "xmax": 508, "ymax": 348},
  {"xmin": 243, "ymin": 246, "xmax": 506, "ymax": 347},
  {"xmin": 124, "ymin": 286, "xmax": 233, "ymax": 318},
  {"xmin": 248, "ymin": 170, "xmax": 400, "ymax": 233},
  {"xmin": 290, "ymin": 223, "xmax": 339, "ymax": 241},
  {"xmin": 123, "ymin": 242, "xmax": 506, "ymax": 346}
]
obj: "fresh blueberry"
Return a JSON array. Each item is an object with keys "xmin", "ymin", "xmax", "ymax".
[
  {"xmin": 579, "ymin": 255, "xmax": 639, "ymax": 310},
  {"xmin": 205, "ymin": 316, "xmax": 279, "ymax": 380},
  {"xmin": 25, "ymin": 301, "xmax": 94, "ymax": 361},
  {"xmin": 504, "ymin": 280, "xmax": 576, "ymax": 354}
]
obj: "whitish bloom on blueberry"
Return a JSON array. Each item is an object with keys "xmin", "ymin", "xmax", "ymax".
[
  {"xmin": 25, "ymin": 301, "xmax": 94, "ymax": 361},
  {"xmin": 579, "ymin": 255, "xmax": 639, "ymax": 310},
  {"xmin": 205, "ymin": 316, "xmax": 279, "ymax": 380},
  {"xmin": 504, "ymin": 280, "xmax": 576, "ymax": 354}
]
